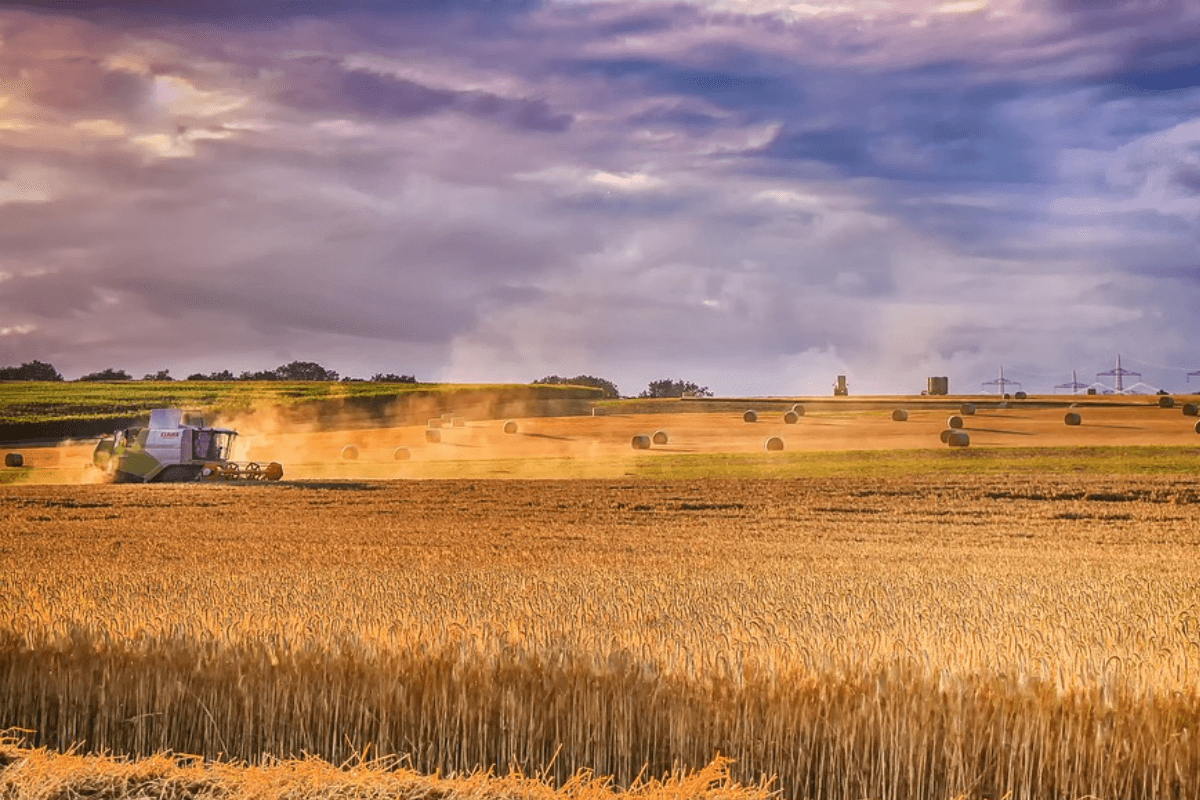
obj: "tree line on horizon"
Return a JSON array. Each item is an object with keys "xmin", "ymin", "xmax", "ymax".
[
  {"xmin": 533, "ymin": 375, "xmax": 712, "ymax": 399},
  {"xmin": 0, "ymin": 360, "xmax": 415, "ymax": 384},
  {"xmin": 0, "ymin": 360, "xmax": 712, "ymax": 399}
]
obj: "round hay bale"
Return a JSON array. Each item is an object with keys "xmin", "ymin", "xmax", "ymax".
[
  {"xmin": 341, "ymin": 445, "xmax": 359, "ymax": 460},
  {"xmin": 891, "ymin": 409, "xmax": 908, "ymax": 422},
  {"xmin": 1195, "ymin": 421, "xmax": 1200, "ymax": 434},
  {"xmin": 939, "ymin": 429, "xmax": 954, "ymax": 444},
  {"xmin": 783, "ymin": 410, "xmax": 800, "ymax": 424},
  {"xmin": 791, "ymin": 404, "xmax": 806, "ymax": 417},
  {"xmin": 743, "ymin": 410, "xmax": 758, "ymax": 423},
  {"xmin": 960, "ymin": 403, "xmax": 976, "ymax": 415},
  {"xmin": 652, "ymin": 430, "xmax": 669, "ymax": 445},
  {"xmin": 630, "ymin": 434, "xmax": 651, "ymax": 450},
  {"xmin": 502, "ymin": 420, "xmax": 518, "ymax": 434},
  {"xmin": 427, "ymin": 418, "xmax": 442, "ymax": 429},
  {"xmin": 1015, "ymin": 391, "xmax": 1027, "ymax": 400},
  {"xmin": 425, "ymin": 428, "xmax": 442, "ymax": 443},
  {"xmin": 1064, "ymin": 411, "xmax": 1082, "ymax": 426},
  {"xmin": 947, "ymin": 431, "xmax": 970, "ymax": 448},
  {"xmin": 947, "ymin": 415, "xmax": 964, "ymax": 429},
  {"xmin": 765, "ymin": 436, "xmax": 784, "ymax": 451},
  {"xmin": 1159, "ymin": 395, "xmax": 1174, "ymax": 408},
  {"xmin": 4, "ymin": 453, "xmax": 23, "ymax": 468},
  {"xmin": 1181, "ymin": 403, "xmax": 1198, "ymax": 417},
  {"xmin": 393, "ymin": 447, "xmax": 411, "ymax": 461}
]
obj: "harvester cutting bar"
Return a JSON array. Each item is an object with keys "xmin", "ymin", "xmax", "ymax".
[{"xmin": 203, "ymin": 461, "xmax": 284, "ymax": 481}]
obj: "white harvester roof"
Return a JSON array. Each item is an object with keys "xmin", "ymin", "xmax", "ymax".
[{"xmin": 147, "ymin": 408, "xmax": 233, "ymax": 433}]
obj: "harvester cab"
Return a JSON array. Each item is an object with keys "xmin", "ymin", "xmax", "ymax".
[{"xmin": 92, "ymin": 408, "xmax": 283, "ymax": 483}]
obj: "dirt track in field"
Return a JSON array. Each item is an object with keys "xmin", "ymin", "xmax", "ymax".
[{"xmin": 4, "ymin": 399, "xmax": 1199, "ymax": 483}]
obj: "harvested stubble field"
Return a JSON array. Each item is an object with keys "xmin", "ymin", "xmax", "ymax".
[
  {"xmin": 4, "ymin": 466, "xmax": 1200, "ymax": 800},
  {"xmin": 6, "ymin": 400, "xmax": 1200, "ymax": 484}
]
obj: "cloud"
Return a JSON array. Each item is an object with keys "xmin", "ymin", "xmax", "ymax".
[
  {"xmin": 274, "ymin": 57, "xmax": 572, "ymax": 132},
  {"xmin": 0, "ymin": 0, "xmax": 543, "ymax": 22},
  {"xmin": 1, "ymin": 1, "xmax": 1199, "ymax": 392}
]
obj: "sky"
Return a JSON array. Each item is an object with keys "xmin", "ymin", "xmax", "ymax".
[{"xmin": 1, "ymin": 0, "xmax": 1199, "ymax": 395}]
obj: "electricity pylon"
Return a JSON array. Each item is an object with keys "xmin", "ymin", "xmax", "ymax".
[
  {"xmin": 1055, "ymin": 370, "xmax": 1088, "ymax": 394},
  {"xmin": 1096, "ymin": 355, "xmax": 1141, "ymax": 394},
  {"xmin": 981, "ymin": 366, "xmax": 1021, "ymax": 395}
]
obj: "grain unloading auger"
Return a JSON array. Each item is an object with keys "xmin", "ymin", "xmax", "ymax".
[{"xmin": 92, "ymin": 408, "xmax": 283, "ymax": 483}]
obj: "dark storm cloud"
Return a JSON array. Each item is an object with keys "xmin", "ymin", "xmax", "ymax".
[
  {"xmin": 1046, "ymin": 0, "xmax": 1189, "ymax": 34},
  {"xmin": 3, "ymin": 1, "xmax": 1200, "ymax": 392},
  {"xmin": 1171, "ymin": 163, "xmax": 1200, "ymax": 193},
  {"xmin": 627, "ymin": 103, "xmax": 723, "ymax": 130},
  {"xmin": 275, "ymin": 58, "xmax": 571, "ymax": 132},
  {"xmin": 564, "ymin": 56, "xmax": 801, "ymax": 115},
  {"xmin": 105, "ymin": 273, "xmax": 462, "ymax": 343},
  {"xmin": 25, "ymin": 58, "xmax": 151, "ymax": 115},
  {"xmin": 1034, "ymin": 0, "xmax": 1200, "ymax": 96},
  {"xmin": 0, "ymin": 0, "xmax": 541, "ymax": 21},
  {"xmin": 0, "ymin": 271, "xmax": 103, "ymax": 320}
]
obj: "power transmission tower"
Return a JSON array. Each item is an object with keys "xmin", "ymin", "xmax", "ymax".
[
  {"xmin": 981, "ymin": 366, "xmax": 1021, "ymax": 395},
  {"xmin": 1055, "ymin": 370, "xmax": 1088, "ymax": 394},
  {"xmin": 1096, "ymin": 354, "xmax": 1140, "ymax": 394}
]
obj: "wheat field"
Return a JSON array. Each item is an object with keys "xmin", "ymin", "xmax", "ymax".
[{"xmin": 3, "ymin": 474, "xmax": 1200, "ymax": 799}]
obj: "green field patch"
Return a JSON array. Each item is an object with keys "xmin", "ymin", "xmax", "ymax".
[
  {"xmin": 621, "ymin": 445, "xmax": 1200, "ymax": 479},
  {"xmin": 0, "ymin": 381, "xmax": 599, "ymax": 428}
]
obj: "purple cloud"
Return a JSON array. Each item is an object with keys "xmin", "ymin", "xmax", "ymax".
[
  {"xmin": 1, "ymin": 1, "xmax": 1199, "ymax": 394},
  {"xmin": 274, "ymin": 57, "xmax": 571, "ymax": 132}
]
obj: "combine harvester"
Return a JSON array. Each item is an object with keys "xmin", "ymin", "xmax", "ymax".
[{"xmin": 92, "ymin": 408, "xmax": 282, "ymax": 483}]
